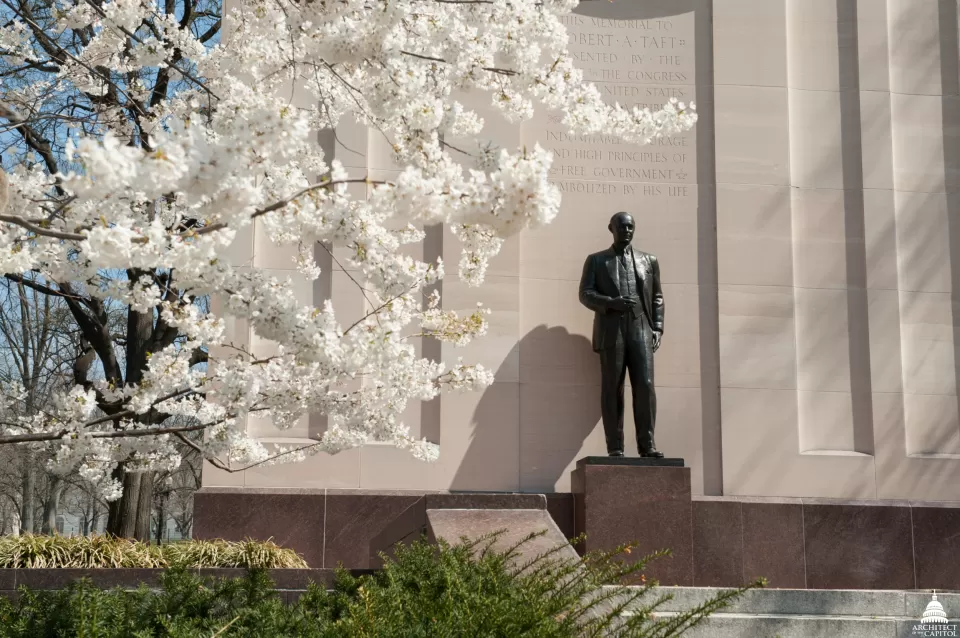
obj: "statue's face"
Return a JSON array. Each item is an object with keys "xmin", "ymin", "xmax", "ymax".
[{"xmin": 609, "ymin": 214, "xmax": 634, "ymax": 246}]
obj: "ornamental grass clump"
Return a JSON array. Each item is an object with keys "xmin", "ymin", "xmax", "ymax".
[
  {"xmin": 160, "ymin": 538, "xmax": 308, "ymax": 569},
  {"xmin": 0, "ymin": 535, "xmax": 162, "ymax": 569},
  {"xmin": 0, "ymin": 535, "xmax": 307, "ymax": 569}
]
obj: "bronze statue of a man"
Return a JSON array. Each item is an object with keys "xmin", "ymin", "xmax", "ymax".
[{"xmin": 578, "ymin": 212, "xmax": 665, "ymax": 458}]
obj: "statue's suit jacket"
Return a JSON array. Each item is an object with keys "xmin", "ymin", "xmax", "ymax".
[{"xmin": 578, "ymin": 247, "xmax": 665, "ymax": 353}]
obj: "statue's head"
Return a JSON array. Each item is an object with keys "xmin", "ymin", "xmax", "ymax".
[{"xmin": 608, "ymin": 212, "xmax": 634, "ymax": 248}]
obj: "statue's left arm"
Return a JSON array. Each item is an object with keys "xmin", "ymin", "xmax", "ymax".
[
  {"xmin": 651, "ymin": 256, "xmax": 665, "ymax": 331},
  {"xmin": 651, "ymin": 256, "xmax": 665, "ymax": 350}
]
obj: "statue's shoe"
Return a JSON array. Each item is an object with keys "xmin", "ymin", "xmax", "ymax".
[{"xmin": 639, "ymin": 449, "xmax": 664, "ymax": 458}]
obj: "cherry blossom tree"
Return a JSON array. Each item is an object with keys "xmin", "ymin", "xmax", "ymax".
[{"xmin": 0, "ymin": 0, "xmax": 696, "ymax": 538}]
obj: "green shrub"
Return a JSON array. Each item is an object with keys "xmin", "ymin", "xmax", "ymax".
[
  {"xmin": 0, "ymin": 535, "xmax": 307, "ymax": 569},
  {"xmin": 0, "ymin": 532, "xmax": 762, "ymax": 637},
  {"xmin": 0, "ymin": 568, "xmax": 323, "ymax": 638}
]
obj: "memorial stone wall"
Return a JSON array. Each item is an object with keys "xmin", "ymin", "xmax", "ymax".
[{"xmin": 205, "ymin": 0, "xmax": 960, "ymax": 502}]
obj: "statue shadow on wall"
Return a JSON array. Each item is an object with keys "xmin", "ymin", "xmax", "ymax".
[
  {"xmin": 451, "ymin": 325, "xmax": 601, "ymax": 491},
  {"xmin": 450, "ymin": 0, "xmax": 702, "ymax": 491},
  {"xmin": 573, "ymin": 0, "xmax": 697, "ymax": 21}
]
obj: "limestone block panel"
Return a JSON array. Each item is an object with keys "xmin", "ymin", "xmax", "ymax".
[
  {"xmin": 798, "ymin": 390, "xmax": 859, "ymax": 453},
  {"xmin": 898, "ymin": 290, "xmax": 958, "ymax": 396},
  {"xmin": 787, "ymin": 89, "xmax": 845, "ymax": 191},
  {"xmin": 785, "ymin": 0, "xmax": 849, "ymax": 92},
  {"xmin": 875, "ymin": 392, "xmax": 960, "ymax": 500},
  {"xmin": 867, "ymin": 288, "xmax": 905, "ymax": 394},
  {"xmin": 858, "ymin": 92, "xmax": 895, "ymax": 192},
  {"xmin": 714, "ymin": 86, "xmax": 790, "ymax": 186},
  {"xmin": 887, "ymin": 0, "xmax": 947, "ymax": 96},
  {"xmin": 654, "ymin": 283, "xmax": 704, "ymax": 389},
  {"xmin": 791, "ymin": 188, "xmax": 860, "ymax": 290},
  {"xmin": 200, "ymin": 461, "xmax": 244, "ymax": 488},
  {"xmin": 903, "ymin": 393, "xmax": 960, "ymax": 456},
  {"xmin": 438, "ymin": 274, "xmax": 520, "ymax": 383},
  {"xmin": 519, "ymin": 279, "xmax": 593, "ymax": 353},
  {"xmin": 862, "ymin": 189, "xmax": 898, "ymax": 291},
  {"xmin": 718, "ymin": 285, "xmax": 797, "ymax": 390},
  {"xmin": 894, "ymin": 190, "xmax": 955, "ymax": 294},
  {"xmin": 357, "ymin": 381, "xmax": 521, "ymax": 491},
  {"xmin": 242, "ymin": 446, "xmax": 361, "ymax": 489},
  {"xmin": 856, "ymin": 0, "xmax": 892, "ymax": 93},
  {"xmin": 891, "ymin": 93, "xmax": 957, "ymax": 194},
  {"xmin": 795, "ymin": 288, "xmax": 855, "ymax": 393},
  {"xmin": 519, "ymin": 382, "xmax": 606, "ymax": 493},
  {"xmin": 721, "ymin": 387, "xmax": 876, "ymax": 498},
  {"xmin": 716, "ymin": 184, "xmax": 793, "ymax": 287},
  {"xmin": 713, "ymin": 0, "xmax": 787, "ymax": 87}
]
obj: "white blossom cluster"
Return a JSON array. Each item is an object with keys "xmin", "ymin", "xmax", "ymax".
[{"xmin": 0, "ymin": 0, "xmax": 696, "ymax": 499}]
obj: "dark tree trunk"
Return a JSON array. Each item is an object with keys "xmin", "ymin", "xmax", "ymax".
[
  {"xmin": 40, "ymin": 476, "xmax": 63, "ymax": 534},
  {"xmin": 19, "ymin": 451, "xmax": 35, "ymax": 534},
  {"xmin": 90, "ymin": 497, "xmax": 101, "ymax": 535},
  {"xmin": 107, "ymin": 466, "xmax": 141, "ymax": 538},
  {"xmin": 107, "ymin": 469, "xmax": 155, "ymax": 541},
  {"xmin": 154, "ymin": 492, "xmax": 165, "ymax": 544},
  {"xmin": 135, "ymin": 471, "xmax": 154, "ymax": 541},
  {"xmin": 106, "ymin": 295, "xmax": 158, "ymax": 540}
]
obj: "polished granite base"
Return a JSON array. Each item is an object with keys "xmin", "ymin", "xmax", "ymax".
[
  {"xmin": 576, "ymin": 456, "xmax": 685, "ymax": 467},
  {"xmin": 572, "ymin": 457, "xmax": 693, "ymax": 585},
  {"xmin": 193, "ymin": 486, "xmax": 960, "ymax": 590}
]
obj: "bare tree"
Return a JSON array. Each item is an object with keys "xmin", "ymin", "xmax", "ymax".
[
  {"xmin": 0, "ymin": 277, "xmax": 76, "ymax": 534},
  {"xmin": 152, "ymin": 441, "xmax": 201, "ymax": 542},
  {"xmin": 0, "ymin": 0, "xmax": 219, "ymax": 540},
  {"xmin": 61, "ymin": 476, "xmax": 107, "ymax": 536}
]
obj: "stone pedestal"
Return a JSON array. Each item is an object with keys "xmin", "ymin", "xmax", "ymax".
[{"xmin": 572, "ymin": 456, "xmax": 692, "ymax": 586}]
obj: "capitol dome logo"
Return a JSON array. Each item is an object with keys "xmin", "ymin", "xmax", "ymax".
[
  {"xmin": 924, "ymin": 593, "xmax": 950, "ymax": 624},
  {"xmin": 906, "ymin": 593, "xmax": 958, "ymax": 637}
]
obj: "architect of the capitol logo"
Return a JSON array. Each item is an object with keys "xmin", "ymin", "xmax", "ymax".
[{"xmin": 906, "ymin": 593, "xmax": 958, "ymax": 637}]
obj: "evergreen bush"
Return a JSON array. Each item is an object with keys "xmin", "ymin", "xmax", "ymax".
[{"xmin": 0, "ymin": 532, "xmax": 762, "ymax": 637}]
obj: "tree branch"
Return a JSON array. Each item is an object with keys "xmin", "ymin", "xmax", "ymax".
[
  {"xmin": 0, "ymin": 179, "xmax": 386, "ymax": 243},
  {"xmin": 80, "ymin": 0, "xmax": 220, "ymax": 102},
  {"xmin": 0, "ymin": 214, "xmax": 83, "ymax": 241},
  {"xmin": 3, "ymin": 274, "xmax": 83, "ymax": 301},
  {"xmin": 202, "ymin": 440, "xmax": 326, "ymax": 474},
  {"xmin": 0, "ymin": 103, "xmax": 62, "ymax": 181},
  {"xmin": 198, "ymin": 19, "xmax": 220, "ymax": 44},
  {"xmin": 188, "ymin": 347, "xmax": 208, "ymax": 367},
  {"xmin": 0, "ymin": 421, "xmax": 208, "ymax": 444}
]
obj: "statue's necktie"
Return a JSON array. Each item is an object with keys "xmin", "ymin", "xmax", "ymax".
[{"xmin": 618, "ymin": 252, "xmax": 635, "ymax": 299}]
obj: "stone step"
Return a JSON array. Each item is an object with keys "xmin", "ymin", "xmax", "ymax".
[
  {"xmin": 655, "ymin": 613, "xmax": 915, "ymax": 638},
  {"xmin": 649, "ymin": 586, "xmax": 960, "ymax": 618},
  {"xmin": 371, "ymin": 507, "xmax": 579, "ymax": 568},
  {"xmin": 623, "ymin": 587, "xmax": 960, "ymax": 637}
]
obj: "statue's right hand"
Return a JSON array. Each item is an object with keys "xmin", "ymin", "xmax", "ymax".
[{"xmin": 610, "ymin": 297, "xmax": 637, "ymax": 312}]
